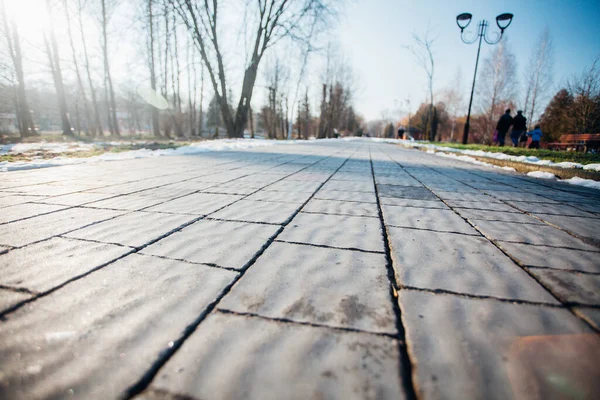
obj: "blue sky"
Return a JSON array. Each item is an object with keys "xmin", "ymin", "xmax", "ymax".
[{"xmin": 334, "ymin": 0, "xmax": 600, "ymax": 119}]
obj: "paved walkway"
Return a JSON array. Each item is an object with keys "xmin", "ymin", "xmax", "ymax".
[{"xmin": 0, "ymin": 140, "xmax": 599, "ymax": 400}]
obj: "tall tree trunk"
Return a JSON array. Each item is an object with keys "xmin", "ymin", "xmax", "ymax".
[
  {"xmin": 64, "ymin": 0, "xmax": 91, "ymax": 135},
  {"xmin": 78, "ymin": 0, "xmax": 102, "ymax": 136},
  {"xmin": 198, "ymin": 62, "xmax": 204, "ymax": 137},
  {"xmin": 249, "ymin": 105, "xmax": 254, "ymax": 139},
  {"xmin": 45, "ymin": 0, "xmax": 72, "ymax": 136},
  {"xmin": 147, "ymin": 0, "xmax": 160, "ymax": 137},
  {"xmin": 2, "ymin": 10, "xmax": 36, "ymax": 137},
  {"xmin": 101, "ymin": 0, "xmax": 119, "ymax": 136}
]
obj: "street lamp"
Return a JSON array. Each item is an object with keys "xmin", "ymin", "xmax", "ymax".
[{"xmin": 456, "ymin": 12, "xmax": 513, "ymax": 144}]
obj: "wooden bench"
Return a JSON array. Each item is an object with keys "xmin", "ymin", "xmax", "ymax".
[{"xmin": 547, "ymin": 134, "xmax": 600, "ymax": 153}]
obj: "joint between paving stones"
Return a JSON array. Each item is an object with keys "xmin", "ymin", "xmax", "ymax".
[
  {"xmin": 369, "ymin": 147, "xmax": 419, "ymax": 400},
  {"xmin": 274, "ymin": 239, "xmax": 386, "ymax": 254},
  {"xmin": 216, "ymin": 308, "xmax": 399, "ymax": 339}
]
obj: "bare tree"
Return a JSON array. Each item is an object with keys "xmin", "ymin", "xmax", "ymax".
[
  {"xmin": 406, "ymin": 29, "xmax": 436, "ymax": 140},
  {"xmin": 44, "ymin": 0, "xmax": 73, "ymax": 136},
  {"xmin": 477, "ymin": 39, "xmax": 518, "ymax": 140},
  {"xmin": 523, "ymin": 28, "xmax": 554, "ymax": 129},
  {"xmin": 1, "ymin": 0, "xmax": 36, "ymax": 137},
  {"xmin": 63, "ymin": 0, "xmax": 92, "ymax": 135},
  {"xmin": 146, "ymin": 0, "xmax": 161, "ymax": 137},
  {"xmin": 568, "ymin": 55, "xmax": 600, "ymax": 134},
  {"xmin": 172, "ymin": 0, "xmax": 334, "ymax": 138},
  {"xmin": 78, "ymin": 0, "xmax": 102, "ymax": 135},
  {"xmin": 101, "ymin": 0, "xmax": 119, "ymax": 136}
]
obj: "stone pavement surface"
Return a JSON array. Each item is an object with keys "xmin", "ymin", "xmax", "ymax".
[{"xmin": 0, "ymin": 140, "xmax": 599, "ymax": 400}]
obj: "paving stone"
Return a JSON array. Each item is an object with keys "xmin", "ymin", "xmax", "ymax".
[
  {"xmin": 400, "ymin": 290, "xmax": 595, "ymax": 400},
  {"xmin": 0, "ymin": 289, "xmax": 32, "ymax": 312},
  {"xmin": 379, "ymin": 197, "xmax": 449, "ymax": 209},
  {"xmin": 496, "ymin": 242, "xmax": 600, "ymax": 273},
  {"xmin": 0, "ymin": 208, "xmax": 125, "ymax": 247},
  {"xmin": 86, "ymin": 193, "xmax": 167, "ymax": 211},
  {"xmin": 302, "ymin": 199, "xmax": 379, "ymax": 217},
  {"xmin": 0, "ymin": 194, "xmax": 47, "ymax": 208},
  {"xmin": 484, "ymin": 190, "xmax": 557, "ymax": 203},
  {"xmin": 4, "ymin": 184, "xmax": 86, "ymax": 196},
  {"xmin": 141, "ymin": 219, "xmax": 279, "ymax": 270},
  {"xmin": 203, "ymin": 185, "xmax": 258, "ymax": 195},
  {"xmin": 431, "ymin": 191, "xmax": 496, "ymax": 202},
  {"xmin": 444, "ymin": 200, "xmax": 518, "ymax": 212},
  {"xmin": 330, "ymin": 172, "xmax": 372, "ymax": 182},
  {"xmin": 531, "ymin": 214, "xmax": 600, "ymax": 243},
  {"xmin": 377, "ymin": 185, "xmax": 437, "ymax": 201},
  {"xmin": 472, "ymin": 220, "xmax": 597, "ymax": 251},
  {"xmin": 65, "ymin": 211, "xmax": 195, "ymax": 248},
  {"xmin": 387, "ymin": 227, "xmax": 557, "ymax": 303},
  {"xmin": 574, "ymin": 307, "xmax": 600, "ymax": 330},
  {"xmin": 210, "ymin": 199, "xmax": 301, "ymax": 224},
  {"xmin": 314, "ymin": 190, "xmax": 377, "ymax": 203},
  {"xmin": 221, "ymin": 242, "xmax": 395, "ymax": 332},
  {"xmin": 145, "ymin": 193, "xmax": 243, "ymax": 215},
  {"xmin": 263, "ymin": 180, "xmax": 321, "ymax": 193},
  {"xmin": 0, "ymin": 237, "xmax": 131, "ymax": 292},
  {"xmin": 244, "ymin": 190, "xmax": 312, "ymax": 204},
  {"xmin": 320, "ymin": 180, "xmax": 375, "ymax": 192},
  {"xmin": 455, "ymin": 208, "xmax": 544, "ymax": 224},
  {"xmin": 506, "ymin": 201, "xmax": 598, "ymax": 218},
  {"xmin": 0, "ymin": 254, "xmax": 236, "ymax": 399},
  {"xmin": 36, "ymin": 192, "xmax": 115, "ymax": 206},
  {"xmin": 526, "ymin": 268, "xmax": 600, "ymax": 305},
  {"xmin": 382, "ymin": 206, "xmax": 478, "ymax": 235},
  {"xmin": 148, "ymin": 312, "xmax": 405, "ymax": 400},
  {"xmin": 0, "ymin": 203, "xmax": 66, "ymax": 224},
  {"xmin": 278, "ymin": 213, "xmax": 384, "ymax": 252}
]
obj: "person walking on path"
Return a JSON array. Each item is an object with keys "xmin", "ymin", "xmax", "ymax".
[
  {"xmin": 496, "ymin": 109, "xmax": 513, "ymax": 147},
  {"xmin": 511, "ymin": 110, "xmax": 527, "ymax": 147},
  {"xmin": 527, "ymin": 124, "xmax": 543, "ymax": 149}
]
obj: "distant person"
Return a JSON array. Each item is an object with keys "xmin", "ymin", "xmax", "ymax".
[
  {"xmin": 496, "ymin": 109, "xmax": 513, "ymax": 147},
  {"xmin": 511, "ymin": 110, "xmax": 527, "ymax": 147},
  {"xmin": 527, "ymin": 124, "xmax": 543, "ymax": 149},
  {"xmin": 397, "ymin": 128, "xmax": 405, "ymax": 139}
]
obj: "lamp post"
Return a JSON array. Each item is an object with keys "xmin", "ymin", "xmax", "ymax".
[{"xmin": 456, "ymin": 12, "xmax": 513, "ymax": 144}]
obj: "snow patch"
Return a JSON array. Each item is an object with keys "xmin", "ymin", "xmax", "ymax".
[
  {"xmin": 582, "ymin": 163, "xmax": 600, "ymax": 172},
  {"xmin": 562, "ymin": 177, "xmax": 600, "ymax": 190},
  {"xmin": 0, "ymin": 139, "xmax": 296, "ymax": 172},
  {"xmin": 527, "ymin": 171, "xmax": 556, "ymax": 179}
]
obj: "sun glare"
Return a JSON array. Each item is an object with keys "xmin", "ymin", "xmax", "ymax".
[{"xmin": 4, "ymin": 0, "xmax": 57, "ymax": 43}]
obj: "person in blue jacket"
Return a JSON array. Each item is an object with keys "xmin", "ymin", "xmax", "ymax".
[{"xmin": 527, "ymin": 124, "xmax": 543, "ymax": 149}]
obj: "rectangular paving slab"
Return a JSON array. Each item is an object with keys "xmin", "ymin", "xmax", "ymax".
[
  {"xmin": 278, "ymin": 212, "xmax": 384, "ymax": 252},
  {"xmin": 454, "ymin": 208, "xmax": 544, "ymax": 224},
  {"xmin": 0, "ymin": 203, "xmax": 67, "ymax": 224},
  {"xmin": 382, "ymin": 205, "xmax": 478, "ymax": 235},
  {"xmin": 244, "ymin": 190, "xmax": 313, "ymax": 204},
  {"xmin": 399, "ymin": 290, "xmax": 595, "ymax": 400},
  {"xmin": 526, "ymin": 268, "xmax": 600, "ymax": 305},
  {"xmin": 387, "ymin": 226, "xmax": 558, "ymax": 303},
  {"xmin": 36, "ymin": 192, "xmax": 116, "ymax": 206},
  {"xmin": 141, "ymin": 219, "xmax": 280, "ymax": 270},
  {"xmin": 314, "ymin": 190, "xmax": 377, "ymax": 203},
  {"xmin": 379, "ymin": 197, "xmax": 449, "ymax": 209},
  {"xmin": 86, "ymin": 193, "xmax": 167, "ymax": 211},
  {"xmin": 147, "ymin": 312, "xmax": 406, "ymax": 400},
  {"xmin": 0, "ymin": 237, "xmax": 131, "ymax": 292},
  {"xmin": 0, "ymin": 254, "xmax": 236, "ymax": 400},
  {"xmin": 0, "ymin": 208, "xmax": 125, "ymax": 247},
  {"xmin": 302, "ymin": 199, "xmax": 379, "ymax": 218},
  {"xmin": 209, "ymin": 199, "xmax": 301, "ymax": 224},
  {"xmin": 64, "ymin": 211, "xmax": 196, "ymax": 248},
  {"xmin": 220, "ymin": 242, "xmax": 395, "ymax": 333},
  {"xmin": 144, "ymin": 193, "xmax": 243, "ymax": 215},
  {"xmin": 472, "ymin": 220, "xmax": 598, "ymax": 251},
  {"xmin": 531, "ymin": 214, "xmax": 600, "ymax": 244},
  {"xmin": 495, "ymin": 242, "xmax": 600, "ymax": 273},
  {"xmin": 377, "ymin": 185, "xmax": 437, "ymax": 201}
]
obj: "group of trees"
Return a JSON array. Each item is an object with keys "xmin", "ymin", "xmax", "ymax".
[{"xmin": 1, "ymin": 0, "xmax": 346, "ymax": 140}]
